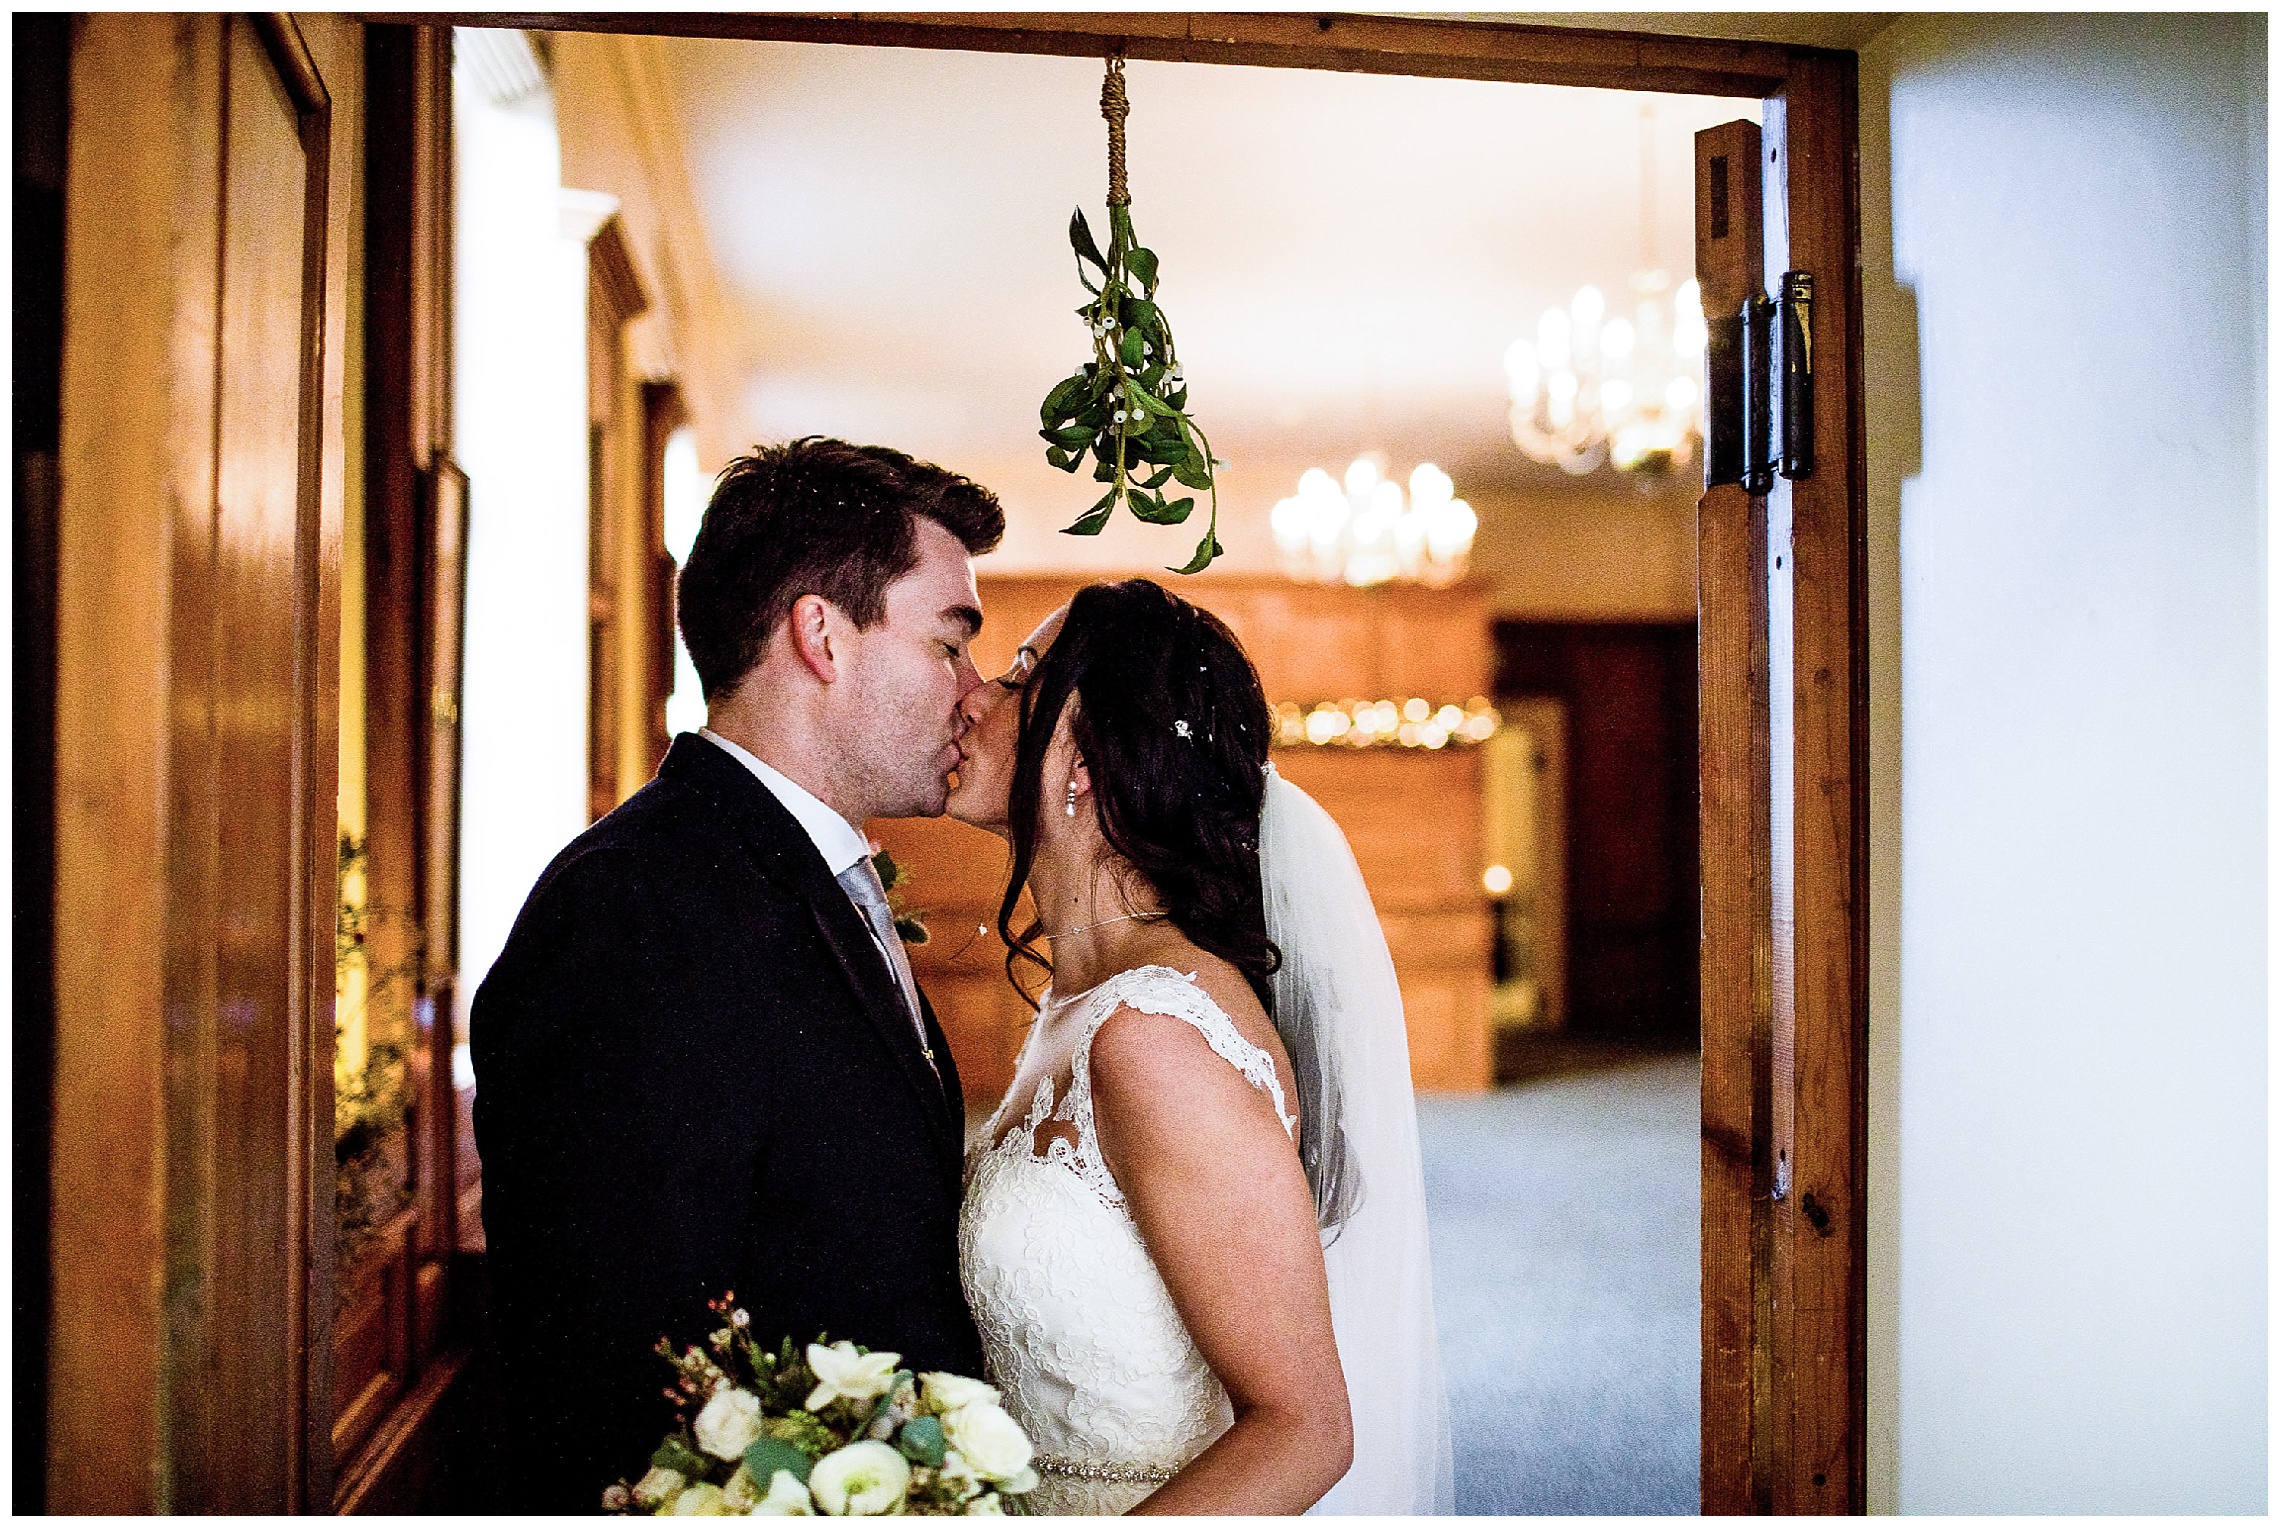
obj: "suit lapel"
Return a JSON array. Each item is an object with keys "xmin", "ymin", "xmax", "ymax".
[
  {"xmin": 920, "ymin": 987, "xmax": 969, "ymax": 1168},
  {"xmin": 661, "ymin": 737, "xmax": 961, "ymax": 1166}
]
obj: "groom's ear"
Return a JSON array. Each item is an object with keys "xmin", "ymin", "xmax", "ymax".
[{"xmin": 787, "ymin": 593, "xmax": 840, "ymax": 684}]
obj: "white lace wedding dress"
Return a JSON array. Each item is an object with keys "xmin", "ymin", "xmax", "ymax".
[{"xmin": 958, "ymin": 965, "xmax": 1297, "ymax": 1515}]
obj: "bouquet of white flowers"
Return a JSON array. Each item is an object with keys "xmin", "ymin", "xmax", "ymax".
[{"xmin": 605, "ymin": 1294, "xmax": 1037, "ymax": 1516}]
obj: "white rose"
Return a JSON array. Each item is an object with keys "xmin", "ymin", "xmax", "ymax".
[
  {"xmin": 805, "ymin": 1341, "xmax": 903, "ymax": 1412},
  {"xmin": 941, "ymin": 1403, "xmax": 1033, "ymax": 1484},
  {"xmin": 693, "ymin": 1385, "xmax": 765, "ymax": 1460},
  {"xmin": 752, "ymin": 1469, "xmax": 817, "ymax": 1515},
  {"xmin": 935, "ymin": 1448, "xmax": 983, "ymax": 1502},
  {"xmin": 963, "ymin": 1493, "xmax": 1005, "ymax": 1515},
  {"xmin": 807, "ymin": 1440, "xmax": 911, "ymax": 1516},
  {"xmin": 917, "ymin": 1372, "xmax": 1001, "ymax": 1414},
  {"xmin": 633, "ymin": 1466, "xmax": 687, "ymax": 1510},
  {"xmin": 668, "ymin": 1481, "xmax": 733, "ymax": 1515}
]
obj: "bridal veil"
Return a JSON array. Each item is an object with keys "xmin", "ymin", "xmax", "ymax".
[{"xmin": 1260, "ymin": 763, "xmax": 1456, "ymax": 1515}]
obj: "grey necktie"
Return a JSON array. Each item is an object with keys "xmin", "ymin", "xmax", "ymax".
[{"xmin": 835, "ymin": 858, "xmax": 937, "ymax": 1075}]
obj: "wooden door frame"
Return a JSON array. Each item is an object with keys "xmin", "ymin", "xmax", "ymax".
[{"xmin": 435, "ymin": 12, "xmax": 1869, "ymax": 1510}]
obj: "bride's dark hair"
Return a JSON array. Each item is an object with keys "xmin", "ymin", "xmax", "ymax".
[{"xmin": 997, "ymin": 578, "xmax": 1279, "ymax": 1016}]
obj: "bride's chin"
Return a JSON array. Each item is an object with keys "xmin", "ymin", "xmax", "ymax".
[{"xmin": 943, "ymin": 789, "xmax": 1007, "ymax": 838}]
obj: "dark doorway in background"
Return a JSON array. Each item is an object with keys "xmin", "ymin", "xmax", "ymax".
[{"xmin": 1495, "ymin": 620, "xmax": 1700, "ymax": 1053}]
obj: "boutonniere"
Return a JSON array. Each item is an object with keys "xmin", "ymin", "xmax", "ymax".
[{"xmin": 870, "ymin": 848, "xmax": 930, "ymax": 946}]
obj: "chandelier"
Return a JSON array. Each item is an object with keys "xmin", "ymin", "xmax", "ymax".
[
  {"xmin": 1506, "ymin": 277, "xmax": 1706, "ymax": 475},
  {"xmin": 1504, "ymin": 105, "xmax": 1710, "ymax": 476},
  {"xmin": 1269, "ymin": 456, "xmax": 1477, "ymax": 587}
]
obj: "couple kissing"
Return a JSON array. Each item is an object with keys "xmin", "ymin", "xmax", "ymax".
[{"xmin": 473, "ymin": 436, "xmax": 1451, "ymax": 1515}]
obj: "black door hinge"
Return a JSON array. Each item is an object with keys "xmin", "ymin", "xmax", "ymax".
[
  {"xmin": 1704, "ymin": 269, "xmax": 1814, "ymax": 491},
  {"xmin": 1775, "ymin": 271, "xmax": 1815, "ymax": 481}
]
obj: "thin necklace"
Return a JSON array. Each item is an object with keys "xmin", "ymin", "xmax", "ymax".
[{"xmin": 1056, "ymin": 908, "xmax": 1169, "ymax": 939}]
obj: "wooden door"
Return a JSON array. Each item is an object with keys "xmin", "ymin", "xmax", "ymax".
[
  {"xmin": 49, "ymin": 13, "xmax": 356, "ymax": 1512},
  {"xmin": 1496, "ymin": 621, "xmax": 1702, "ymax": 1042}
]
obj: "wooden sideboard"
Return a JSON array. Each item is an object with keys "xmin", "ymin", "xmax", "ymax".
[{"xmin": 871, "ymin": 573, "xmax": 1494, "ymax": 1108}]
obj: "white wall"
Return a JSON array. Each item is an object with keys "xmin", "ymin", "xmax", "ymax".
[
  {"xmin": 454, "ymin": 45, "xmax": 593, "ymax": 1023},
  {"xmin": 1861, "ymin": 14, "xmax": 2267, "ymax": 1512}
]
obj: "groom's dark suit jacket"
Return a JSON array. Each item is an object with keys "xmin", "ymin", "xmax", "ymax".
[{"xmin": 471, "ymin": 734, "xmax": 984, "ymax": 1509}]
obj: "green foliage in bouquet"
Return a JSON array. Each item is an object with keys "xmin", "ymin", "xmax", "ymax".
[
  {"xmin": 1036, "ymin": 54, "xmax": 1224, "ymax": 575},
  {"xmin": 608, "ymin": 1293, "xmax": 1039, "ymax": 1516}
]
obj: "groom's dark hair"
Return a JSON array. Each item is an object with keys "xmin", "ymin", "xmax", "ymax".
[{"xmin": 677, "ymin": 436, "xmax": 1004, "ymax": 701}]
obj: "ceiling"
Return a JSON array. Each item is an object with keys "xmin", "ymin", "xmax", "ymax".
[{"xmin": 652, "ymin": 36, "xmax": 1756, "ymax": 568}]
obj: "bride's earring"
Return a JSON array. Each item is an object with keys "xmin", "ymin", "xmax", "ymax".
[{"xmin": 1065, "ymin": 780, "xmax": 1079, "ymax": 817}]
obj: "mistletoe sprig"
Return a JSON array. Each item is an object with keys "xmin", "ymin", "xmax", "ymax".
[{"xmin": 1036, "ymin": 56, "xmax": 1223, "ymax": 574}]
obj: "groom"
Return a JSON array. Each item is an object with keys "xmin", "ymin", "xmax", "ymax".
[{"xmin": 472, "ymin": 437, "xmax": 1001, "ymax": 1509}]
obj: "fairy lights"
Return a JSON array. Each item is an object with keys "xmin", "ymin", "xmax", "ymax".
[{"xmin": 1269, "ymin": 696, "xmax": 1502, "ymax": 751}]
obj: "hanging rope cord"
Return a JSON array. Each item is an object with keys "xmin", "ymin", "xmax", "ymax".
[{"xmin": 1102, "ymin": 53, "xmax": 1131, "ymax": 208}]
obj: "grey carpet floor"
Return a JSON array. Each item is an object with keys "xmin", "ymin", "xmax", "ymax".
[{"xmin": 1417, "ymin": 1055, "xmax": 1701, "ymax": 1515}]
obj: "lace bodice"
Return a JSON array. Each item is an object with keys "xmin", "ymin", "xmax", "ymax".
[{"xmin": 958, "ymin": 966, "xmax": 1296, "ymax": 1515}]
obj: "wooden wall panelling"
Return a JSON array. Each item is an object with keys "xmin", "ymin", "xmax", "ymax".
[
  {"xmin": 52, "ymin": 16, "xmax": 199, "ymax": 1507},
  {"xmin": 1694, "ymin": 113, "xmax": 1770, "ymax": 1516},
  {"xmin": 300, "ymin": 20, "xmax": 359, "ymax": 1508},
  {"xmin": 51, "ymin": 11, "xmax": 350, "ymax": 1510},
  {"xmin": 350, "ymin": 21, "xmax": 421, "ymax": 1462},
  {"xmin": 1272, "ymin": 748, "xmax": 1492, "ymax": 1091},
  {"xmin": 584, "ymin": 213, "xmax": 650, "ymax": 819},
  {"xmin": 207, "ymin": 11, "xmax": 330, "ymax": 1507},
  {"xmin": 341, "ymin": 19, "xmax": 466, "ymax": 1506},
  {"xmin": 878, "ymin": 572, "xmax": 1497, "ymax": 1100}
]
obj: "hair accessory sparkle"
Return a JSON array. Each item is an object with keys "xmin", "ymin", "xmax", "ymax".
[{"xmin": 1173, "ymin": 719, "xmax": 1192, "ymax": 739}]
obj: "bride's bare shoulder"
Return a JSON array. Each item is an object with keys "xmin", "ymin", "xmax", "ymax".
[{"xmin": 1084, "ymin": 958, "xmax": 1296, "ymax": 1137}]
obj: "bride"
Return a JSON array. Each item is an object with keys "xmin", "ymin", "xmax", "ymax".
[{"xmin": 946, "ymin": 578, "xmax": 1453, "ymax": 1515}]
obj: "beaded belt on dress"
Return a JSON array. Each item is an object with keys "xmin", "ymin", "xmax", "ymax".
[{"xmin": 1034, "ymin": 1455, "xmax": 1178, "ymax": 1486}]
